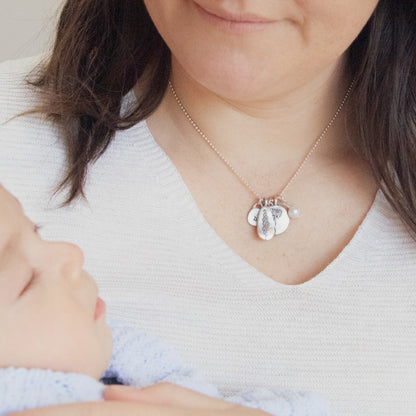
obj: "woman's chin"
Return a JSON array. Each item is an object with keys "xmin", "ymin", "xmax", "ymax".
[{"xmin": 174, "ymin": 59, "xmax": 276, "ymax": 103}]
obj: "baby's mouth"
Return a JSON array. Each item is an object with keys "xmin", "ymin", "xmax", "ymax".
[{"xmin": 94, "ymin": 296, "xmax": 106, "ymax": 320}]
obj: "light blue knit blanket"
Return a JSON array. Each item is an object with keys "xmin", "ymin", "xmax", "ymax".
[{"xmin": 0, "ymin": 323, "xmax": 329, "ymax": 415}]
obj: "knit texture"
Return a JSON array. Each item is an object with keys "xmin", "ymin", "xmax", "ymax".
[
  {"xmin": 0, "ymin": 323, "xmax": 328, "ymax": 415},
  {"xmin": 1, "ymin": 56, "xmax": 415, "ymax": 416},
  {"xmin": 0, "ymin": 368, "xmax": 103, "ymax": 415},
  {"xmin": 104, "ymin": 323, "xmax": 220, "ymax": 397}
]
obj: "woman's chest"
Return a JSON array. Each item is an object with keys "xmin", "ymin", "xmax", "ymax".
[{"xmin": 167, "ymin": 153, "xmax": 379, "ymax": 285}]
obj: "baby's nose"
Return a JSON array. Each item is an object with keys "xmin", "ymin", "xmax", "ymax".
[{"xmin": 51, "ymin": 241, "xmax": 85, "ymax": 279}]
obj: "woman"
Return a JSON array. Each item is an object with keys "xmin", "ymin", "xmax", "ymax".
[{"xmin": 1, "ymin": 0, "xmax": 415, "ymax": 415}]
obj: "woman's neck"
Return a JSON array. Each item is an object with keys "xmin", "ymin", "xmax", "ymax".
[{"xmin": 149, "ymin": 57, "xmax": 354, "ymax": 180}]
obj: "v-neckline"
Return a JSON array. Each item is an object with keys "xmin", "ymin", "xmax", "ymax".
[{"xmin": 133, "ymin": 119, "xmax": 383, "ymax": 289}]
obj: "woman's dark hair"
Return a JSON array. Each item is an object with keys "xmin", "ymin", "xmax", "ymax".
[{"xmin": 27, "ymin": 0, "xmax": 416, "ymax": 237}]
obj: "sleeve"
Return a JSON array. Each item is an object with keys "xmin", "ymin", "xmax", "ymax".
[{"xmin": 0, "ymin": 367, "xmax": 104, "ymax": 415}]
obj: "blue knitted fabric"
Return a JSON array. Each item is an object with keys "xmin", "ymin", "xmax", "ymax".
[
  {"xmin": 0, "ymin": 323, "xmax": 329, "ymax": 415},
  {"xmin": 0, "ymin": 368, "xmax": 104, "ymax": 415}
]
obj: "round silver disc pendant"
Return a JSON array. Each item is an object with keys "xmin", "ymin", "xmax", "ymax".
[
  {"xmin": 270, "ymin": 205, "xmax": 290, "ymax": 235},
  {"xmin": 247, "ymin": 207, "xmax": 260, "ymax": 226}
]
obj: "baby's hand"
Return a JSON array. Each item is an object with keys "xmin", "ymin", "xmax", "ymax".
[
  {"xmin": 8, "ymin": 384, "xmax": 271, "ymax": 416},
  {"xmin": 104, "ymin": 382, "xmax": 271, "ymax": 415}
]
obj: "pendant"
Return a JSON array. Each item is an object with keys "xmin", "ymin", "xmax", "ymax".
[
  {"xmin": 257, "ymin": 207, "xmax": 275, "ymax": 241},
  {"xmin": 247, "ymin": 197, "xmax": 298, "ymax": 241},
  {"xmin": 270, "ymin": 205, "xmax": 290, "ymax": 235}
]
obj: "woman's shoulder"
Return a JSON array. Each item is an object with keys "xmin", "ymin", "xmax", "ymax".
[
  {"xmin": 0, "ymin": 55, "xmax": 65, "ymax": 206},
  {"xmin": 0, "ymin": 54, "xmax": 43, "ymax": 75},
  {"xmin": 0, "ymin": 55, "xmax": 46, "ymax": 122}
]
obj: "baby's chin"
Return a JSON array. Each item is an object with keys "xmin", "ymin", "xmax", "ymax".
[
  {"xmin": 67, "ymin": 321, "xmax": 113, "ymax": 380},
  {"xmin": 93, "ymin": 321, "xmax": 113, "ymax": 380}
]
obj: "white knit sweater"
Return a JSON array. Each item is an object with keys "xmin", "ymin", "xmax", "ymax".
[{"xmin": 1, "ymin": 56, "xmax": 415, "ymax": 416}]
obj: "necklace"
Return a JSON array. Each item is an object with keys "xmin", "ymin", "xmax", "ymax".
[{"xmin": 169, "ymin": 80, "xmax": 354, "ymax": 241}]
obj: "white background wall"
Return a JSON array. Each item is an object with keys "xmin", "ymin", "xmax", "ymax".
[{"xmin": 0, "ymin": 0, "xmax": 64, "ymax": 63}]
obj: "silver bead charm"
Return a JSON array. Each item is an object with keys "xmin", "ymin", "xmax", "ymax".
[{"xmin": 288, "ymin": 206, "xmax": 300, "ymax": 219}]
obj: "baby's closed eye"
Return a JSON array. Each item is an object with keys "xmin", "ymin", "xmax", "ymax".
[{"xmin": 19, "ymin": 269, "xmax": 40, "ymax": 296}]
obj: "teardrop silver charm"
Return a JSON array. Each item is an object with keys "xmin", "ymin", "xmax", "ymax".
[
  {"xmin": 270, "ymin": 205, "xmax": 290, "ymax": 235},
  {"xmin": 257, "ymin": 207, "xmax": 275, "ymax": 241},
  {"xmin": 247, "ymin": 207, "xmax": 260, "ymax": 226}
]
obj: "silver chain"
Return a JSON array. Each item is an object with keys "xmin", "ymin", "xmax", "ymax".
[{"xmin": 169, "ymin": 80, "xmax": 354, "ymax": 202}]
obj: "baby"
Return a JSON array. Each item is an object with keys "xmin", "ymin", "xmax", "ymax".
[{"xmin": 0, "ymin": 185, "xmax": 329, "ymax": 416}]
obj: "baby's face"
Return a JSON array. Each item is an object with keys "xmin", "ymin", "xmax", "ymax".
[{"xmin": 0, "ymin": 186, "xmax": 112, "ymax": 379}]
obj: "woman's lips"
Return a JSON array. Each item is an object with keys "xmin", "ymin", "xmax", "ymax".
[
  {"xmin": 194, "ymin": 2, "xmax": 278, "ymax": 33},
  {"xmin": 94, "ymin": 296, "xmax": 106, "ymax": 320}
]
